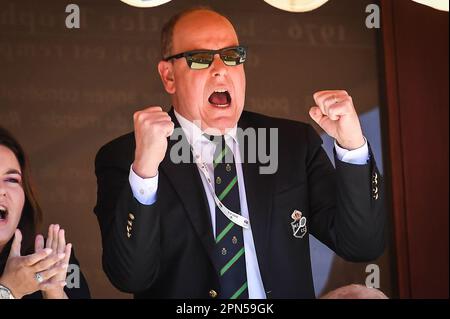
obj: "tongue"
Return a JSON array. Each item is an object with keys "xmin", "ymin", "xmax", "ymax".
[{"xmin": 209, "ymin": 92, "xmax": 229, "ymax": 105}]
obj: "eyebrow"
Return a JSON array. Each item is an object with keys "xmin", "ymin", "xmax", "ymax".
[{"xmin": 4, "ymin": 169, "xmax": 22, "ymax": 175}]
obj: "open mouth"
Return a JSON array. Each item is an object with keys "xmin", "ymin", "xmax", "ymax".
[
  {"xmin": 0, "ymin": 206, "xmax": 8, "ymax": 222},
  {"xmin": 208, "ymin": 89, "xmax": 231, "ymax": 108}
]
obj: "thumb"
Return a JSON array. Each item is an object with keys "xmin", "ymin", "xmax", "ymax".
[
  {"xmin": 9, "ymin": 229, "xmax": 22, "ymax": 257},
  {"xmin": 309, "ymin": 106, "xmax": 324, "ymax": 125}
]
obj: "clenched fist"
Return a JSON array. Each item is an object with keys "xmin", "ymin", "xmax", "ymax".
[
  {"xmin": 133, "ymin": 107, "xmax": 174, "ymax": 178},
  {"xmin": 309, "ymin": 90, "xmax": 365, "ymax": 150}
]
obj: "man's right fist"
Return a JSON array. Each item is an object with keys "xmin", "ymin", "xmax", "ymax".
[{"xmin": 132, "ymin": 107, "xmax": 174, "ymax": 178}]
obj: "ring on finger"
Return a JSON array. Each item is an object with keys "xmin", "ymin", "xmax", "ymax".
[{"xmin": 35, "ymin": 272, "xmax": 44, "ymax": 283}]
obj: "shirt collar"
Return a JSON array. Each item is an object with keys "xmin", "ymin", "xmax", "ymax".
[{"xmin": 174, "ymin": 109, "xmax": 238, "ymax": 147}]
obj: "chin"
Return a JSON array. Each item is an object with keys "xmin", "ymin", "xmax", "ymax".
[
  {"xmin": 0, "ymin": 230, "xmax": 14, "ymax": 248},
  {"xmin": 207, "ymin": 116, "xmax": 238, "ymax": 132},
  {"xmin": 206, "ymin": 108, "xmax": 241, "ymax": 129},
  {"xmin": 0, "ymin": 215, "xmax": 19, "ymax": 247}
]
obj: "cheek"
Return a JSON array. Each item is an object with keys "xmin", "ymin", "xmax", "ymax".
[
  {"xmin": 184, "ymin": 79, "xmax": 208, "ymax": 108},
  {"xmin": 234, "ymin": 71, "xmax": 246, "ymax": 106},
  {"xmin": 193, "ymin": 76, "xmax": 208, "ymax": 96},
  {"xmin": 0, "ymin": 187, "xmax": 24, "ymax": 244},
  {"xmin": 11, "ymin": 187, "xmax": 25, "ymax": 219},
  {"xmin": 240, "ymin": 75, "xmax": 246, "ymax": 98},
  {"xmin": 177, "ymin": 73, "xmax": 204, "ymax": 99}
]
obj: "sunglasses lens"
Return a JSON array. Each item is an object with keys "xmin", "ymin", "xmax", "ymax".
[
  {"xmin": 222, "ymin": 47, "xmax": 246, "ymax": 66},
  {"xmin": 184, "ymin": 47, "xmax": 247, "ymax": 69},
  {"xmin": 187, "ymin": 52, "xmax": 213, "ymax": 70}
]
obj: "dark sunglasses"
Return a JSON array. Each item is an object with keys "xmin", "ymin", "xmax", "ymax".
[{"xmin": 163, "ymin": 46, "xmax": 247, "ymax": 70}]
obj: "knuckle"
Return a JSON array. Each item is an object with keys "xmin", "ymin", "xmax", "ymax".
[
  {"xmin": 142, "ymin": 118, "xmax": 150, "ymax": 127},
  {"xmin": 164, "ymin": 121, "xmax": 173, "ymax": 129},
  {"xmin": 318, "ymin": 105, "xmax": 326, "ymax": 114},
  {"xmin": 149, "ymin": 121, "xmax": 160, "ymax": 129},
  {"xmin": 316, "ymin": 90, "xmax": 326, "ymax": 95},
  {"xmin": 133, "ymin": 112, "xmax": 142, "ymax": 122},
  {"xmin": 341, "ymin": 96, "xmax": 351, "ymax": 104}
]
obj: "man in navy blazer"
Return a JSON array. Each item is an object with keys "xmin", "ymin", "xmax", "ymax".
[{"xmin": 94, "ymin": 8, "xmax": 385, "ymax": 299}]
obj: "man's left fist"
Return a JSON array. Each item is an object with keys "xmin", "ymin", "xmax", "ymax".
[{"xmin": 309, "ymin": 90, "xmax": 365, "ymax": 150}]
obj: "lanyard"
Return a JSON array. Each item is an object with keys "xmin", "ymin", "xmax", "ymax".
[{"xmin": 191, "ymin": 146, "xmax": 250, "ymax": 229}]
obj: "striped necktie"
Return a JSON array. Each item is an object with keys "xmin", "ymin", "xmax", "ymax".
[{"xmin": 211, "ymin": 135, "xmax": 248, "ymax": 299}]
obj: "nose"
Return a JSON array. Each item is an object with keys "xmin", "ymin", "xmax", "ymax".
[{"xmin": 210, "ymin": 54, "xmax": 227, "ymax": 77}]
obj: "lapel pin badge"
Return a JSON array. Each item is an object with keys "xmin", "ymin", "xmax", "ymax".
[{"xmin": 291, "ymin": 210, "xmax": 307, "ymax": 239}]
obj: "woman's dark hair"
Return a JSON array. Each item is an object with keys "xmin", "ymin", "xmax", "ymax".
[{"xmin": 0, "ymin": 127, "xmax": 42, "ymax": 255}]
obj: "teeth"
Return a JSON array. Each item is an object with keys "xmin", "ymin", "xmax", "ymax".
[{"xmin": 214, "ymin": 89, "xmax": 228, "ymax": 93}]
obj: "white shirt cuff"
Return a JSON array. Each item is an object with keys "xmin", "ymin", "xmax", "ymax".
[
  {"xmin": 129, "ymin": 165, "xmax": 158, "ymax": 205},
  {"xmin": 334, "ymin": 137, "xmax": 369, "ymax": 165}
]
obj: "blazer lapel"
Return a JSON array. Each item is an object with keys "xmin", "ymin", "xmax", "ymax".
[{"xmin": 159, "ymin": 109, "xmax": 218, "ymax": 271}]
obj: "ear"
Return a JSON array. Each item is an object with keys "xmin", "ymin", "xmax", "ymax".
[{"xmin": 158, "ymin": 60, "xmax": 176, "ymax": 94}]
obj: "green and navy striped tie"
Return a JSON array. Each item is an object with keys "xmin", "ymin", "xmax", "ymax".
[{"xmin": 212, "ymin": 135, "xmax": 248, "ymax": 299}]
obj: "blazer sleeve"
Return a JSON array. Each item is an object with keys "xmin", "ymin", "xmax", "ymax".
[
  {"xmin": 94, "ymin": 138, "xmax": 161, "ymax": 293},
  {"xmin": 305, "ymin": 125, "xmax": 386, "ymax": 262}
]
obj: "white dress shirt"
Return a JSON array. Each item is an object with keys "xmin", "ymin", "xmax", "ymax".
[{"xmin": 128, "ymin": 110, "xmax": 369, "ymax": 299}]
